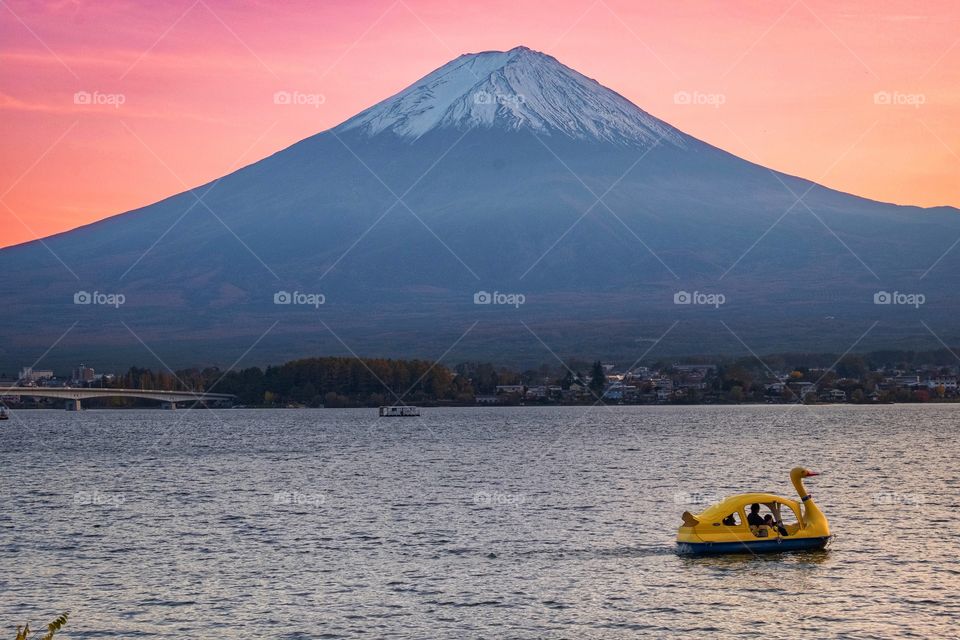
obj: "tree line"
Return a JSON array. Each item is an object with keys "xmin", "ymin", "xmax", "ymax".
[
  {"xmin": 80, "ymin": 347, "xmax": 960, "ymax": 408},
  {"xmin": 95, "ymin": 358, "xmax": 608, "ymax": 407},
  {"xmin": 100, "ymin": 358, "xmax": 479, "ymax": 407}
]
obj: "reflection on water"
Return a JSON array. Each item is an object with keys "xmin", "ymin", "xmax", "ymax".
[{"xmin": 1, "ymin": 405, "xmax": 958, "ymax": 638}]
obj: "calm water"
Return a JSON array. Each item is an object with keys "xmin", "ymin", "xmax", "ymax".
[{"xmin": 1, "ymin": 405, "xmax": 958, "ymax": 638}]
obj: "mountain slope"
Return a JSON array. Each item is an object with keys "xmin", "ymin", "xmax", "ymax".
[{"xmin": 0, "ymin": 47, "xmax": 958, "ymax": 370}]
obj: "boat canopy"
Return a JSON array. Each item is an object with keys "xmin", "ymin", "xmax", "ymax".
[{"xmin": 690, "ymin": 493, "xmax": 802, "ymax": 525}]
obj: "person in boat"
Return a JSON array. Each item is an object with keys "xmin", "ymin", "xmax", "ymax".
[
  {"xmin": 764, "ymin": 513, "xmax": 789, "ymax": 537},
  {"xmin": 722, "ymin": 514, "xmax": 737, "ymax": 526},
  {"xmin": 747, "ymin": 503, "xmax": 765, "ymax": 528}
]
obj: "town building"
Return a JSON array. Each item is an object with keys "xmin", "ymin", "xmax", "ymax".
[
  {"xmin": 495, "ymin": 384, "xmax": 526, "ymax": 395},
  {"xmin": 926, "ymin": 376, "xmax": 958, "ymax": 392},
  {"xmin": 18, "ymin": 367, "xmax": 54, "ymax": 384},
  {"xmin": 72, "ymin": 364, "xmax": 95, "ymax": 384}
]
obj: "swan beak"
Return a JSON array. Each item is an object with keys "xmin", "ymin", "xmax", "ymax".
[{"xmin": 804, "ymin": 470, "xmax": 820, "ymax": 477}]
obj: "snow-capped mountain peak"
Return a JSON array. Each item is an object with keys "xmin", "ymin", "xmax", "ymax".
[{"xmin": 335, "ymin": 46, "xmax": 685, "ymax": 147}]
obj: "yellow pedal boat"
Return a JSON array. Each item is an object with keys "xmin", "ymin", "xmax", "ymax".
[{"xmin": 676, "ymin": 467, "xmax": 831, "ymax": 555}]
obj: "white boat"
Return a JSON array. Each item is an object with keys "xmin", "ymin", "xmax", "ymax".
[{"xmin": 378, "ymin": 405, "xmax": 420, "ymax": 417}]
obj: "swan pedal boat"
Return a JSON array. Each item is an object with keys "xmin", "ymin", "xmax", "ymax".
[{"xmin": 676, "ymin": 467, "xmax": 831, "ymax": 555}]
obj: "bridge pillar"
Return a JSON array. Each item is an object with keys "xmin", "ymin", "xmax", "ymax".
[
  {"xmin": 65, "ymin": 399, "xmax": 81, "ymax": 411},
  {"xmin": 161, "ymin": 401, "xmax": 178, "ymax": 410}
]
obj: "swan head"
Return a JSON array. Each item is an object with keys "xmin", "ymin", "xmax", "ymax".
[{"xmin": 791, "ymin": 466, "xmax": 820, "ymax": 482}]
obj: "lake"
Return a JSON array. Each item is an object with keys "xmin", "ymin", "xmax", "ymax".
[{"xmin": 1, "ymin": 405, "xmax": 957, "ymax": 638}]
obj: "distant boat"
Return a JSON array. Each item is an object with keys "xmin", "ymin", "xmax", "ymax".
[
  {"xmin": 0, "ymin": 406, "xmax": 9, "ymax": 420},
  {"xmin": 378, "ymin": 405, "xmax": 420, "ymax": 417}
]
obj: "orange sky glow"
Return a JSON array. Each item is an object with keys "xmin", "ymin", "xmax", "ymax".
[{"xmin": 1, "ymin": 0, "xmax": 958, "ymax": 248}]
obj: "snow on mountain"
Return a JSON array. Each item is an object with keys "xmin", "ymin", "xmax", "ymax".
[{"xmin": 336, "ymin": 46, "xmax": 686, "ymax": 147}]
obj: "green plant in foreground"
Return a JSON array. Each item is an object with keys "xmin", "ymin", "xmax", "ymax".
[{"xmin": 14, "ymin": 612, "xmax": 69, "ymax": 640}]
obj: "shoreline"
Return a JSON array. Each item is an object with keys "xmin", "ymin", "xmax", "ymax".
[{"xmin": 7, "ymin": 399, "xmax": 960, "ymax": 411}]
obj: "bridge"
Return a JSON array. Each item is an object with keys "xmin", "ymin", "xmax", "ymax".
[{"xmin": 0, "ymin": 387, "xmax": 236, "ymax": 411}]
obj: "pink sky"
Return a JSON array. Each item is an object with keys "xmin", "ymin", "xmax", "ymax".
[{"xmin": 1, "ymin": 0, "xmax": 958, "ymax": 248}]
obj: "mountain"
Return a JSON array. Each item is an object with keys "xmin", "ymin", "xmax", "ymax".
[{"xmin": 2, "ymin": 46, "xmax": 958, "ymax": 371}]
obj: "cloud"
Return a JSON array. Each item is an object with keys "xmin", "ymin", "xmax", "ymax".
[
  {"xmin": 0, "ymin": 92, "xmax": 231, "ymax": 125},
  {"xmin": 0, "ymin": 48, "xmax": 316, "ymax": 76},
  {"xmin": 0, "ymin": 93, "xmax": 76, "ymax": 114}
]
